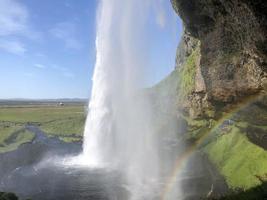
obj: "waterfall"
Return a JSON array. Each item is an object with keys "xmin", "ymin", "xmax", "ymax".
[
  {"xmin": 81, "ymin": 0, "xmax": 180, "ymax": 199},
  {"xmin": 83, "ymin": 0, "xmax": 154, "ymax": 167}
]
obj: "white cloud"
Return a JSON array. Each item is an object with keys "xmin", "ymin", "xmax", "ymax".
[
  {"xmin": 0, "ymin": 0, "xmax": 29, "ymax": 55},
  {"xmin": 0, "ymin": 0, "xmax": 40, "ymax": 55},
  {"xmin": 49, "ymin": 22, "xmax": 82, "ymax": 50},
  {"xmin": 34, "ymin": 64, "xmax": 46, "ymax": 69},
  {"xmin": 0, "ymin": 0, "xmax": 29, "ymax": 36},
  {"xmin": 0, "ymin": 39, "xmax": 26, "ymax": 55}
]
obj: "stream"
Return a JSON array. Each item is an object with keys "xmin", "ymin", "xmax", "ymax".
[
  {"xmin": 0, "ymin": 126, "xmax": 228, "ymax": 200},
  {"xmin": 0, "ymin": 126, "xmax": 127, "ymax": 200}
]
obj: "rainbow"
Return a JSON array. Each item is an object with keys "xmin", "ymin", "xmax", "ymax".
[{"xmin": 161, "ymin": 92, "xmax": 265, "ymax": 200}]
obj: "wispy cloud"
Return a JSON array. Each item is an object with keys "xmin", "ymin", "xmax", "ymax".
[
  {"xmin": 0, "ymin": 0, "xmax": 29, "ymax": 36},
  {"xmin": 0, "ymin": 0, "xmax": 40, "ymax": 55},
  {"xmin": 0, "ymin": 0, "xmax": 29, "ymax": 55},
  {"xmin": 34, "ymin": 64, "xmax": 46, "ymax": 69},
  {"xmin": 49, "ymin": 22, "xmax": 82, "ymax": 50},
  {"xmin": 51, "ymin": 64, "xmax": 75, "ymax": 78},
  {"xmin": 0, "ymin": 39, "xmax": 26, "ymax": 55}
]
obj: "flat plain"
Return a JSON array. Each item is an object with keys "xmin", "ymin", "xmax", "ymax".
[{"xmin": 0, "ymin": 101, "xmax": 86, "ymax": 153}]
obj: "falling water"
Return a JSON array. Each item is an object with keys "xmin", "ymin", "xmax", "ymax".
[
  {"xmin": 82, "ymin": 0, "xmax": 181, "ymax": 199},
  {"xmin": 83, "ymin": 0, "xmax": 150, "ymax": 166}
]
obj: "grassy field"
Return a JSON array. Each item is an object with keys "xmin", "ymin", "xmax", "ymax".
[
  {"xmin": 205, "ymin": 125, "xmax": 267, "ymax": 190},
  {"xmin": 0, "ymin": 102, "xmax": 86, "ymax": 153}
]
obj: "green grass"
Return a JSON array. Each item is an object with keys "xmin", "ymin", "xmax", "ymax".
[
  {"xmin": 0, "ymin": 104, "xmax": 86, "ymax": 151},
  {"xmin": 205, "ymin": 126, "xmax": 267, "ymax": 190},
  {"xmin": 58, "ymin": 136, "xmax": 82, "ymax": 143},
  {"xmin": 40, "ymin": 116, "xmax": 85, "ymax": 139},
  {"xmin": 0, "ymin": 123, "xmax": 22, "ymax": 144},
  {"xmin": 0, "ymin": 105, "xmax": 84, "ymax": 123},
  {"xmin": 0, "ymin": 129, "xmax": 35, "ymax": 153}
]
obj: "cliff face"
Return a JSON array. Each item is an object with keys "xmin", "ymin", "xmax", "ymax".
[
  {"xmin": 172, "ymin": 0, "xmax": 267, "ymax": 116},
  {"xmin": 168, "ymin": 0, "xmax": 267, "ymax": 195}
]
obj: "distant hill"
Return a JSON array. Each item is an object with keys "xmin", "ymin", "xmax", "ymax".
[{"xmin": 0, "ymin": 98, "xmax": 88, "ymax": 106}]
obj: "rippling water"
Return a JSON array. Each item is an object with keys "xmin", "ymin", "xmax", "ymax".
[
  {"xmin": 0, "ymin": 126, "xmax": 228, "ymax": 200},
  {"xmin": 2, "ymin": 165, "xmax": 127, "ymax": 200},
  {"xmin": 0, "ymin": 127, "xmax": 128, "ymax": 200}
]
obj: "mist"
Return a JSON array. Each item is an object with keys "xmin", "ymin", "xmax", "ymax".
[{"xmin": 82, "ymin": 0, "xmax": 181, "ymax": 199}]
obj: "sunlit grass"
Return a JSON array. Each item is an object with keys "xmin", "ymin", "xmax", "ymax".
[
  {"xmin": 0, "ymin": 104, "xmax": 86, "ymax": 151},
  {"xmin": 40, "ymin": 116, "xmax": 85, "ymax": 138},
  {"xmin": 0, "ymin": 123, "xmax": 22, "ymax": 144},
  {"xmin": 205, "ymin": 126, "xmax": 267, "ymax": 190},
  {"xmin": 0, "ymin": 129, "xmax": 35, "ymax": 153},
  {"xmin": 0, "ymin": 105, "xmax": 85, "ymax": 123}
]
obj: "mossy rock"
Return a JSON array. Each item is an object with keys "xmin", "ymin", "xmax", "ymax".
[{"xmin": 178, "ymin": 43, "xmax": 200, "ymax": 102}]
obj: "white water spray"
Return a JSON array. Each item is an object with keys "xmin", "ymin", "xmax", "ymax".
[
  {"xmin": 81, "ymin": 0, "xmax": 181, "ymax": 199},
  {"xmin": 83, "ymin": 0, "xmax": 154, "ymax": 167}
]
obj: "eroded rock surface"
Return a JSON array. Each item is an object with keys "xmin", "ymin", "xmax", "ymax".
[
  {"xmin": 169, "ymin": 0, "xmax": 267, "ymax": 196},
  {"xmin": 172, "ymin": 0, "xmax": 267, "ymax": 111}
]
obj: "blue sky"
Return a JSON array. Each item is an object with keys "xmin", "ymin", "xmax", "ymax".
[{"xmin": 0, "ymin": 0, "xmax": 182, "ymax": 99}]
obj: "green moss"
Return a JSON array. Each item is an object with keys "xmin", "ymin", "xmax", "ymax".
[
  {"xmin": 180, "ymin": 114, "xmax": 213, "ymax": 140},
  {"xmin": 205, "ymin": 126, "xmax": 267, "ymax": 190},
  {"xmin": 253, "ymin": 125, "xmax": 267, "ymax": 131},
  {"xmin": 178, "ymin": 45, "xmax": 200, "ymax": 101},
  {"xmin": 186, "ymin": 117, "xmax": 209, "ymax": 128},
  {"xmin": 236, "ymin": 121, "xmax": 267, "ymax": 132},
  {"xmin": 235, "ymin": 121, "xmax": 249, "ymax": 129},
  {"xmin": 205, "ymin": 109, "xmax": 216, "ymax": 118}
]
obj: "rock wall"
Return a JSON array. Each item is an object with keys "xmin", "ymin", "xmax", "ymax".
[
  {"xmin": 169, "ymin": 0, "xmax": 267, "ymax": 195},
  {"xmin": 172, "ymin": 0, "xmax": 267, "ymax": 117}
]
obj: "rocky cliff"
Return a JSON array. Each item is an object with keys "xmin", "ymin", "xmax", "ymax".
[
  {"xmin": 172, "ymin": 0, "xmax": 267, "ymax": 116},
  {"xmin": 163, "ymin": 0, "xmax": 267, "ymax": 197}
]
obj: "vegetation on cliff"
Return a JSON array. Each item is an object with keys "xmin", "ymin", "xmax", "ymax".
[
  {"xmin": 205, "ymin": 125, "xmax": 267, "ymax": 189},
  {"xmin": 170, "ymin": 0, "xmax": 267, "ymax": 196},
  {"xmin": 178, "ymin": 44, "xmax": 200, "ymax": 102}
]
